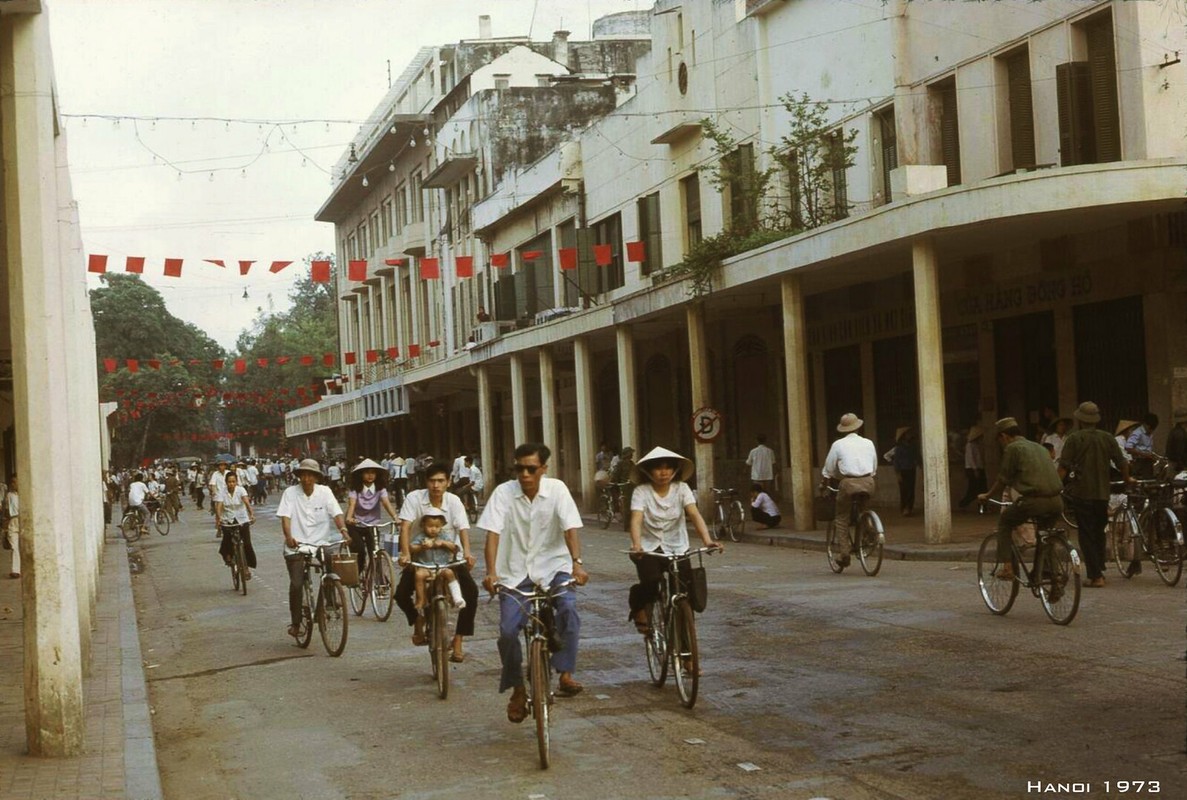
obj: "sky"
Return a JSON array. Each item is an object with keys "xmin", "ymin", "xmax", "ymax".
[{"xmin": 50, "ymin": 0, "xmax": 650, "ymax": 351}]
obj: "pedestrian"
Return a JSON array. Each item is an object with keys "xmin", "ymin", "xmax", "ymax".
[
  {"xmin": 884, "ymin": 426, "xmax": 919, "ymax": 516},
  {"xmin": 977, "ymin": 417, "xmax": 1064, "ymax": 583},
  {"xmin": 627, "ymin": 447, "xmax": 722, "ymax": 635},
  {"xmin": 1166, "ymin": 410, "xmax": 1187, "ymax": 474},
  {"xmin": 1059, "ymin": 402, "xmax": 1132, "ymax": 586},
  {"xmin": 959, "ymin": 426, "xmax": 987, "ymax": 509},
  {"xmin": 4, "ymin": 475, "xmax": 19, "ymax": 579},
  {"xmin": 344, "ymin": 458, "xmax": 400, "ymax": 579},
  {"xmin": 276, "ymin": 459, "xmax": 352, "ymax": 640},
  {"xmin": 208, "ymin": 459, "xmax": 230, "ymax": 521},
  {"xmin": 745, "ymin": 434, "xmax": 777, "ymax": 495},
  {"xmin": 1042, "ymin": 416, "xmax": 1071, "ymax": 461},
  {"xmin": 820, "ymin": 413, "xmax": 877, "ymax": 570},
  {"xmin": 594, "ymin": 441, "xmax": 615, "ymax": 490},
  {"xmin": 749, "ymin": 482, "xmax": 781, "ymax": 529},
  {"xmin": 214, "ymin": 472, "xmax": 257, "ymax": 579},
  {"xmin": 1124, "ymin": 414, "xmax": 1160, "ymax": 479},
  {"xmin": 479, "ymin": 442, "xmax": 588, "ymax": 724},
  {"xmin": 609, "ymin": 446, "xmax": 636, "ymax": 531},
  {"xmin": 396, "ymin": 462, "xmax": 477, "ymax": 662}
]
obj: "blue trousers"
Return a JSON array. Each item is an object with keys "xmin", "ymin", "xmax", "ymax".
[{"xmin": 498, "ymin": 574, "xmax": 579, "ymax": 692}]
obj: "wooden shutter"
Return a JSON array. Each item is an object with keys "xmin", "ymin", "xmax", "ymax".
[
  {"xmin": 494, "ymin": 276, "xmax": 516, "ymax": 321},
  {"xmin": 576, "ymin": 228, "xmax": 599, "ymax": 299},
  {"xmin": 1056, "ymin": 62, "xmax": 1094, "ymax": 166},
  {"xmin": 878, "ymin": 108, "xmax": 897, "ymax": 203},
  {"xmin": 940, "ymin": 84, "xmax": 962, "ymax": 186},
  {"xmin": 1086, "ymin": 15, "xmax": 1121, "ymax": 163},
  {"xmin": 1006, "ymin": 51, "xmax": 1035, "ymax": 169}
]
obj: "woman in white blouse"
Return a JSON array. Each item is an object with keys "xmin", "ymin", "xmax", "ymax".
[
  {"xmin": 215, "ymin": 471, "xmax": 257, "ymax": 579},
  {"xmin": 627, "ymin": 447, "xmax": 721, "ymax": 634}
]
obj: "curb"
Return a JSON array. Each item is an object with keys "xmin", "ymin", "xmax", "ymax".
[
  {"xmin": 736, "ymin": 530, "xmax": 981, "ymax": 563},
  {"xmin": 113, "ymin": 539, "xmax": 164, "ymax": 800}
]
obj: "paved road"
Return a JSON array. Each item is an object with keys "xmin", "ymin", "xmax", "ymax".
[{"xmin": 129, "ymin": 501, "xmax": 1185, "ymax": 800}]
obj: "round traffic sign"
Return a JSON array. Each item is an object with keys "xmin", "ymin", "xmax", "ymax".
[{"xmin": 691, "ymin": 407, "xmax": 723, "ymax": 443}]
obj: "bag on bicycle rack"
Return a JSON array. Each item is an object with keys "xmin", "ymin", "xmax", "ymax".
[
  {"xmin": 330, "ymin": 552, "xmax": 360, "ymax": 587},
  {"xmin": 688, "ymin": 566, "xmax": 709, "ymax": 613}
]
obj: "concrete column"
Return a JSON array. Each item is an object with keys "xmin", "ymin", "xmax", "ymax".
[
  {"xmin": 510, "ymin": 353, "xmax": 528, "ymax": 446},
  {"xmin": 477, "ymin": 366, "xmax": 495, "ymax": 488},
  {"xmin": 977, "ymin": 322, "xmax": 1000, "ymax": 477},
  {"xmin": 377, "ymin": 277, "xmax": 391, "ymax": 350},
  {"xmin": 574, "ymin": 337, "xmax": 598, "ymax": 510},
  {"xmin": 1, "ymin": 12, "xmax": 85, "ymax": 756},
  {"xmin": 367, "ymin": 286, "xmax": 379, "ymax": 352},
  {"xmin": 811, "ymin": 352, "xmax": 828, "ymax": 466},
  {"xmin": 616, "ymin": 325, "xmax": 639, "ymax": 452},
  {"xmin": 355, "ymin": 298, "xmax": 366, "ymax": 386},
  {"xmin": 781, "ymin": 276, "xmax": 816, "ymax": 532},
  {"xmin": 539, "ymin": 347, "xmax": 559, "ymax": 481},
  {"xmin": 912, "ymin": 238, "xmax": 951, "ymax": 544},
  {"xmin": 859, "ymin": 340, "xmax": 878, "ymax": 445},
  {"xmin": 1053, "ymin": 305, "xmax": 1077, "ymax": 417},
  {"xmin": 686, "ymin": 304, "xmax": 715, "ymax": 510}
]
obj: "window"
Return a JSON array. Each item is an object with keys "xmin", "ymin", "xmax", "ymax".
[
  {"xmin": 827, "ymin": 132, "xmax": 850, "ymax": 220},
  {"xmin": 358, "ymin": 222, "xmax": 369, "ymax": 257},
  {"xmin": 380, "ymin": 198, "xmax": 393, "ymax": 241},
  {"xmin": 411, "ymin": 171, "xmax": 424, "ymax": 222},
  {"xmin": 782, "ymin": 149, "xmax": 803, "ymax": 228},
  {"xmin": 370, "ymin": 212, "xmax": 380, "ymax": 255},
  {"xmin": 591, "ymin": 213, "xmax": 625, "ymax": 294},
  {"xmin": 394, "ymin": 183, "xmax": 406, "ymax": 233},
  {"xmin": 1057, "ymin": 12, "xmax": 1120, "ymax": 166},
  {"xmin": 494, "ymin": 74, "xmax": 510, "ymax": 91},
  {"xmin": 874, "ymin": 106, "xmax": 897, "ymax": 205},
  {"xmin": 536, "ymin": 74, "xmax": 552, "ymax": 87},
  {"xmin": 930, "ymin": 77, "xmax": 961, "ymax": 186},
  {"xmin": 637, "ymin": 192, "xmax": 663, "ymax": 277},
  {"xmin": 347, "ymin": 233, "xmax": 357, "ymax": 262},
  {"xmin": 681, "ymin": 172, "xmax": 702, "ymax": 249},
  {"xmin": 1003, "ymin": 48, "xmax": 1035, "ymax": 169},
  {"xmin": 725, "ymin": 143, "xmax": 758, "ymax": 232}
]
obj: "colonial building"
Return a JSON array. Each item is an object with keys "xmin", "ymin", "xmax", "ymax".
[{"xmin": 289, "ymin": 0, "xmax": 1186, "ymax": 543}]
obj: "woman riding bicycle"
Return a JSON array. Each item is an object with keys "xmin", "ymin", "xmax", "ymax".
[
  {"xmin": 344, "ymin": 458, "xmax": 400, "ymax": 578},
  {"xmin": 627, "ymin": 447, "xmax": 722, "ymax": 634},
  {"xmin": 214, "ymin": 471, "xmax": 257, "ymax": 580}
]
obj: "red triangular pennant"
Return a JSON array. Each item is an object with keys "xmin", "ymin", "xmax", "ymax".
[
  {"xmin": 147, "ymin": 359, "xmax": 161, "ymax": 370},
  {"xmin": 103, "ymin": 358, "xmax": 117, "ymax": 373},
  {"xmin": 300, "ymin": 355, "xmax": 314, "ymax": 366},
  {"xmin": 257, "ymin": 358, "xmax": 269, "ymax": 368},
  {"xmin": 408, "ymin": 344, "xmax": 421, "ymax": 357},
  {"xmin": 234, "ymin": 359, "xmax": 246, "ymax": 374},
  {"xmin": 126, "ymin": 256, "xmax": 145, "ymax": 274},
  {"xmin": 456, "ymin": 256, "xmax": 474, "ymax": 278},
  {"xmin": 269, "ymin": 261, "xmax": 292, "ymax": 274},
  {"xmin": 88, "ymin": 254, "xmax": 108, "ymax": 274},
  {"xmin": 323, "ymin": 353, "xmax": 334, "ymax": 367},
  {"xmin": 593, "ymin": 244, "xmax": 613, "ymax": 266},
  {"xmin": 204, "ymin": 259, "xmax": 227, "ymax": 268},
  {"xmin": 365, "ymin": 349, "xmax": 378, "ymax": 363},
  {"xmin": 522, "ymin": 250, "xmax": 543, "ymax": 261},
  {"xmin": 419, "ymin": 258, "xmax": 440, "ymax": 280},
  {"xmin": 212, "ymin": 359, "xmax": 225, "ymax": 369},
  {"xmin": 384, "ymin": 258, "xmax": 406, "ymax": 266},
  {"xmin": 126, "ymin": 359, "xmax": 139, "ymax": 373},
  {"xmin": 344, "ymin": 352, "xmax": 357, "ymax": 365},
  {"xmin": 348, "ymin": 260, "xmax": 367, "ymax": 281},
  {"xmin": 386, "ymin": 347, "xmax": 398, "ymax": 359},
  {"xmin": 490, "ymin": 252, "xmax": 509, "ymax": 268},
  {"xmin": 276, "ymin": 356, "xmax": 291, "ymax": 365},
  {"xmin": 164, "ymin": 258, "xmax": 183, "ymax": 277},
  {"xmin": 626, "ymin": 241, "xmax": 646, "ymax": 263},
  {"xmin": 558, "ymin": 248, "xmax": 578, "ymax": 271},
  {"xmin": 238, "ymin": 260, "xmax": 255, "ymax": 276},
  {"xmin": 311, "ymin": 260, "xmax": 331, "ymax": 283}
]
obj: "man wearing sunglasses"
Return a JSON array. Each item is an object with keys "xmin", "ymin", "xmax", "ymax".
[{"xmin": 480, "ymin": 442, "xmax": 589, "ymax": 724}]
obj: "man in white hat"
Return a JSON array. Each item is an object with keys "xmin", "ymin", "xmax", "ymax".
[
  {"xmin": 821, "ymin": 413, "xmax": 878, "ymax": 569},
  {"xmin": 479, "ymin": 442, "xmax": 587, "ymax": 723},
  {"xmin": 277, "ymin": 458, "xmax": 351, "ymax": 639}
]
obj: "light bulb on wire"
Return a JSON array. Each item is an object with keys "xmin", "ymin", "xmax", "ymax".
[
  {"xmin": 388, "ymin": 161, "xmax": 396, "ymax": 172},
  {"xmin": 362, "ymin": 175, "xmax": 370, "ymax": 188}
]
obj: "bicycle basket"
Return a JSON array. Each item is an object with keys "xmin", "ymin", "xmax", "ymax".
[
  {"xmin": 688, "ymin": 566, "xmax": 709, "ymax": 613},
  {"xmin": 330, "ymin": 552, "xmax": 360, "ymax": 587}
]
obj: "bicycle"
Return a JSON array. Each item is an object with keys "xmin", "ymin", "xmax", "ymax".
[
  {"xmin": 495, "ymin": 579, "xmax": 577, "ymax": 770},
  {"xmin": 348, "ymin": 521, "xmax": 397, "ymax": 620},
  {"xmin": 821, "ymin": 485, "xmax": 884, "ymax": 575},
  {"xmin": 145, "ymin": 496, "xmax": 170, "ymax": 536},
  {"xmin": 631, "ymin": 547, "xmax": 718, "ymax": 709},
  {"xmin": 291, "ymin": 542, "xmax": 350, "ymax": 656},
  {"xmin": 411, "ymin": 558, "xmax": 467, "ymax": 699},
  {"xmin": 597, "ymin": 482, "xmax": 630, "ymax": 529},
  {"xmin": 1109, "ymin": 477, "xmax": 1184, "ymax": 587},
  {"xmin": 977, "ymin": 499, "xmax": 1082, "ymax": 625},
  {"xmin": 220, "ymin": 522, "xmax": 249, "ymax": 596},
  {"xmin": 119, "ymin": 505, "xmax": 148, "ymax": 543},
  {"xmin": 709, "ymin": 488, "xmax": 745, "ymax": 542}
]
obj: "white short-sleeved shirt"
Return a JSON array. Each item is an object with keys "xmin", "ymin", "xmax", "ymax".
[
  {"xmin": 276, "ymin": 484, "xmax": 344, "ymax": 549},
  {"xmin": 398, "ymin": 489, "xmax": 469, "ymax": 535},
  {"xmin": 631, "ymin": 481, "xmax": 697, "ymax": 554},
  {"xmin": 746, "ymin": 444, "xmax": 776, "ymax": 481},
  {"xmin": 478, "ymin": 477, "xmax": 583, "ymax": 589},
  {"xmin": 128, "ymin": 481, "xmax": 148, "ymax": 507},
  {"xmin": 217, "ymin": 485, "xmax": 251, "ymax": 525},
  {"xmin": 751, "ymin": 491, "xmax": 779, "ymax": 517},
  {"xmin": 822, "ymin": 433, "xmax": 878, "ymax": 480},
  {"xmin": 208, "ymin": 469, "xmax": 228, "ymax": 499}
]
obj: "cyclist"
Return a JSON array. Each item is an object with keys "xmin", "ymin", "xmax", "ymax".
[
  {"xmin": 450, "ymin": 455, "xmax": 483, "ymax": 515},
  {"xmin": 208, "ymin": 459, "xmax": 231, "ymax": 522},
  {"xmin": 276, "ymin": 458, "xmax": 351, "ymax": 640},
  {"xmin": 627, "ymin": 447, "xmax": 720, "ymax": 635},
  {"xmin": 163, "ymin": 469, "xmax": 183, "ymax": 522},
  {"xmin": 820, "ymin": 413, "xmax": 878, "ymax": 570},
  {"xmin": 126, "ymin": 472, "xmax": 150, "ymax": 532},
  {"xmin": 344, "ymin": 458, "xmax": 400, "ymax": 578},
  {"xmin": 977, "ymin": 417, "xmax": 1064, "ymax": 582},
  {"xmin": 480, "ymin": 442, "xmax": 588, "ymax": 723},
  {"xmin": 214, "ymin": 471, "xmax": 257, "ymax": 579}
]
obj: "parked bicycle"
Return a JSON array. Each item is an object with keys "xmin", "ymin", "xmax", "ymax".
[
  {"xmin": 348, "ymin": 521, "xmax": 397, "ymax": 620},
  {"xmin": 597, "ymin": 482, "xmax": 631, "ymax": 529},
  {"xmin": 220, "ymin": 522, "xmax": 249, "ymax": 596},
  {"xmin": 411, "ymin": 558, "xmax": 468, "ymax": 699},
  {"xmin": 977, "ymin": 499, "xmax": 1081, "ymax": 625},
  {"xmin": 291, "ymin": 542, "xmax": 350, "ymax": 656},
  {"xmin": 1109, "ymin": 478, "xmax": 1184, "ymax": 586},
  {"xmin": 709, "ymin": 488, "xmax": 745, "ymax": 542},
  {"xmin": 821, "ymin": 485, "xmax": 884, "ymax": 575},
  {"xmin": 495, "ymin": 579, "xmax": 577, "ymax": 769},
  {"xmin": 631, "ymin": 547, "xmax": 718, "ymax": 709}
]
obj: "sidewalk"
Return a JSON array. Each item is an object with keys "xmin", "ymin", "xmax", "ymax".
[{"xmin": 0, "ymin": 532, "xmax": 163, "ymax": 800}]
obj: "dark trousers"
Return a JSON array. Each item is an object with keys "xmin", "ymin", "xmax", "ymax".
[
  {"xmin": 1070, "ymin": 497, "xmax": 1108, "ymax": 580},
  {"xmin": 348, "ymin": 524, "xmax": 376, "ymax": 575},
  {"xmin": 896, "ymin": 468, "xmax": 917, "ymax": 513},
  {"xmin": 285, "ymin": 553, "xmax": 307, "ymax": 627},
  {"xmin": 959, "ymin": 469, "xmax": 987, "ymax": 508},
  {"xmin": 217, "ymin": 523, "xmax": 257, "ymax": 568},
  {"xmin": 995, "ymin": 496, "xmax": 1063, "ymax": 563},
  {"xmin": 627, "ymin": 550, "xmax": 692, "ymax": 619},
  {"xmin": 750, "ymin": 507, "xmax": 781, "ymax": 528},
  {"xmin": 395, "ymin": 564, "xmax": 478, "ymax": 636}
]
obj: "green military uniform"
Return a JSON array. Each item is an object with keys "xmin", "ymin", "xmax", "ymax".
[{"xmin": 995, "ymin": 437, "xmax": 1063, "ymax": 561}]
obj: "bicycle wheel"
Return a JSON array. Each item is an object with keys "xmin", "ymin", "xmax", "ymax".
[
  {"xmin": 857, "ymin": 511, "xmax": 884, "ymax": 576},
  {"xmin": 1144, "ymin": 507, "xmax": 1183, "ymax": 587},
  {"xmin": 371, "ymin": 552, "xmax": 396, "ymax": 621},
  {"xmin": 1060, "ymin": 505, "xmax": 1078, "ymax": 530},
  {"xmin": 976, "ymin": 533, "xmax": 1019, "ymax": 615},
  {"xmin": 670, "ymin": 599, "xmax": 699, "ymax": 709},
  {"xmin": 433, "ymin": 597, "xmax": 450, "ymax": 699},
  {"xmin": 318, "ymin": 580, "xmax": 349, "ymax": 657},
  {"xmin": 1110, "ymin": 507, "xmax": 1137, "ymax": 577},
  {"xmin": 230, "ymin": 545, "xmax": 241, "ymax": 592},
  {"xmin": 643, "ymin": 599, "xmax": 668, "ymax": 687},
  {"xmin": 529, "ymin": 638, "xmax": 551, "ymax": 769},
  {"xmin": 727, "ymin": 500, "xmax": 745, "ymax": 542},
  {"xmin": 234, "ymin": 538, "xmax": 248, "ymax": 596},
  {"xmin": 710, "ymin": 504, "xmax": 724, "ymax": 542},
  {"xmin": 597, "ymin": 493, "xmax": 613, "ymax": 529},
  {"xmin": 153, "ymin": 510, "xmax": 170, "ymax": 536},
  {"xmin": 120, "ymin": 513, "xmax": 141, "ymax": 543},
  {"xmin": 349, "ymin": 561, "xmax": 369, "ymax": 616},
  {"xmin": 826, "ymin": 519, "xmax": 846, "ymax": 573},
  {"xmin": 295, "ymin": 584, "xmax": 313, "ymax": 649},
  {"xmin": 1037, "ymin": 535, "xmax": 1081, "ymax": 625}
]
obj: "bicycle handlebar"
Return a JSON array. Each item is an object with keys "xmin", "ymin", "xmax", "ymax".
[
  {"xmin": 409, "ymin": 559, "xmax": 468, "ymax": 571},
  {"xmin": 352, "ymin": 520, "xmax": 396, "ymax": 529},
  {"xmin": 495, "ymin": 579, "xmax": 578, "ymax": 599},
  {"xmin": 978, "ymin": 498, "xmax": 1009, "ymax": 513},
  {"xmin": 623, "ymin": 546, "xmax": 721, "ymax": 559}
]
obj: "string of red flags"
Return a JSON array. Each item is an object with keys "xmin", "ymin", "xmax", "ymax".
[{"xmin": 101, "ymin": 353, "xmax": 338, "ymax": 374}]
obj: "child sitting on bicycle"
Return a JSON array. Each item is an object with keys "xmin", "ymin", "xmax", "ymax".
[{"xmin": 411, "ymin": 509, "xmax": 466, "ymax": 612}]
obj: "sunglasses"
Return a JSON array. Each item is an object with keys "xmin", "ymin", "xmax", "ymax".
[{"xmin": 513, "ymin": 464, "xmax": 542, "ymax": 475}]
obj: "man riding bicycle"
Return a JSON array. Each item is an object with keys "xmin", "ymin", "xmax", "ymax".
[
  {"xmin": 126, "ymin": 473, "xmax": 150, "ymax": 531},
  {"xmin": 820, "ymin": 413, "xmax": 877, "ymax": 570}
]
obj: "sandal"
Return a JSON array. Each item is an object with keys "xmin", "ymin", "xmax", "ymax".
[
  {"xmin": 286, "ymin": 625, "xmax": 299, "ymax": 638},
  {"xmin": 411, "ymin": 630, "xmax": 427, "ymax": 647},
  {"xmin": 507, "ymin": 689, "xmax": 527, "ymax": 724},
  {"xmin": 449, "ymin": 652, "xmax": 465, "ymax": 663},
  {"xmin": 632, "ymin": 611, "xmax": 651, "ymax": 635}
]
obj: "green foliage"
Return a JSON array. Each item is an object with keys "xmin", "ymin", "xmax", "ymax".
[{"xmin": 772, "ymin": 92, "xmax": 860, "ymax": 230}]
